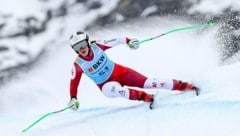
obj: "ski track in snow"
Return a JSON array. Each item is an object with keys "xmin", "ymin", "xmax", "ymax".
[{"xmin": 1, "ymin": 17, "xmax": 240, "ymax": 136}]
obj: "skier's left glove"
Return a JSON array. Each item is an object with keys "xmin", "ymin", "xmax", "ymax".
[
  {"xmin": 68, "ymin": 97, "xmax": 79, "ymax": 111},
  {"xmin": 127, "ymin": 38, "xmax": 140, "ymax": 50}
]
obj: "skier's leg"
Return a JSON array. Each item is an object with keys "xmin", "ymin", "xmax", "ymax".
[
  {"xmin": 101, "ymin": 81, "xmax": 153, "ymax": 102},
  {"xmin": 109, "ymin": 64, "xmax": 197, "ymax": 91},
  {"xmin": 102, "ymin": 81, "xmax": 129, "ymax": 98},
  {"xmin": 172, "ymin": 79, "xmax": 198, "ymax": 91},
  {"xmin": 143, "ymin": 78, "xmax": 174, "ymax": 90},
  {"xmin": 117, "ymin": 66, "xmax": 147, "ymax": 88},
  {"xmin": 143, "ymin": 78, "xmax": 197, "ymax": 91},
  {"xmin": 128, "ymin": 88, "xmax": 153, "ymax": 102}
]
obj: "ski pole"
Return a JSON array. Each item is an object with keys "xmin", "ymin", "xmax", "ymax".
[
  {"xmin": 139, "ymin": 22, "xmax": 216, "ymax": 44},
  {"xmin": 22, "ymin": 106, "xmax": 70, "ymax": 133}
]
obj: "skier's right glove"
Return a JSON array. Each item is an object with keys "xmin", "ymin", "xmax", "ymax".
[{"xmin": 68, "ymin": 97, "xmax": 79, "ymax": 111}]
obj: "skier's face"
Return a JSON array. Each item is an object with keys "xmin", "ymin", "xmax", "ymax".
[
  {"xmin": 72, "ymin": 40, "xmax": 88, "ymax": 51},
  {"xmin": 72, "ymin": 40, "xmax": 89, "ymax": 56},
  {"xmin": 78, "ymin": 46, "xmax": 89, "ymax": 57}
]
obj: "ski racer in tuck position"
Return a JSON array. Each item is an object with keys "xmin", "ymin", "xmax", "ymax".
[{"xmin": 67, "ymin": 31, "xmax": 199, "ymax": 110}]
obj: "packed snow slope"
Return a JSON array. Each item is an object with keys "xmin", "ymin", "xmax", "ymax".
[{"xmin": 1, "ymin": 17, "xmax": 240, "ymax": 136}]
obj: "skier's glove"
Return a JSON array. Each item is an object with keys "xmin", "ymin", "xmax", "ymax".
[
  {"xmin": 127, "ymin": 38, "xmax": 140, "ymax": 50},
  {"xmin": 68, "ymin": 97, "xmax": 79, "ymax": 111}
]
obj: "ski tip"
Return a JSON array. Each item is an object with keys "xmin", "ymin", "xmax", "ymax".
[
  {"xmin": 149, "ymin": 94, "xmax": 154, "ymax": 110},
  {"xmin": 149, "ymin": 102, "xmax": 154, "ymax": 110},
  {"xmin": 195, "ymin": 87, "xmax": 200, "ymax": 96},
  {"xmin": 149, "ymin": 92, "xmax": 159, "ymax": 110}
]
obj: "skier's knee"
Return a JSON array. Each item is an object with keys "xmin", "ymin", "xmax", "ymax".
[
  {"xmin": 143, "ymin": 78, "xmax": 173, "ymax": 89},
  {"xmin": 102, "ymin": 81, "xmax": 129, "ymax": 98}
]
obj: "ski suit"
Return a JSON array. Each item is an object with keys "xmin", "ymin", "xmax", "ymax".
[{"xmin": 69, "ymin": 37, "xmax": 180, "ymax": 102}]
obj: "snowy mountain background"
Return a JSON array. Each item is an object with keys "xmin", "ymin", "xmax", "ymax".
[
  {"xmin": 0, "ymin": 0, "xmax": 240, "ymax": 136},
  {"xmin": 1, "ymin": 0, "xmax": 240, "ymax": 81}
]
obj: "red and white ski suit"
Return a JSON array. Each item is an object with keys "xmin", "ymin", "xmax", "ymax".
[{"xmin": 69, "ymin": 37, "xmax": 180, "ymax": 102}]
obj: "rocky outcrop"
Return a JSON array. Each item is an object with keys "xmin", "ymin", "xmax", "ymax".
[
  {"xmin": 87, "ymin": 0, "xmax": 193, "ymax": 28},
  {"xmin": 0, "ymin": 0, "xmax": 70, "ymax": 83}
]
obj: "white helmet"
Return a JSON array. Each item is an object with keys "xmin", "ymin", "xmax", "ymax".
[{"xmin": 69, "ymin": 31, "xmax": 89, "ymax": 53}]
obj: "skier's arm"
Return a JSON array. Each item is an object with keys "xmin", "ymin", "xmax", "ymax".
[
  {"xmin": 68, "ymin": 63, "xmax": 82, "ymax": 111},
  {"xmin": 69, "ymin": 63, "xmax": 83, "ymax": 98},
  {"xmin": 94, "ymin": 37, "xmax": 139, "ymax": 50}
]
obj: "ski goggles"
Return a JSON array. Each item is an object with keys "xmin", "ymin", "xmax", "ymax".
[{"xmin": 72, "ymin": 40, "xmax": 89, "ymax": 51}]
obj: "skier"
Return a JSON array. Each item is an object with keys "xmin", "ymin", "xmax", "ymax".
[{"xmin": 67, "ymin": 31, "xmax": 199, "ymax": 110}]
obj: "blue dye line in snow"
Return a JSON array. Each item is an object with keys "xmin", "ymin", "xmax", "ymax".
[
  {"xmin": 77, "ymin": 100, "xmax": 240, "ymax": 113},
  {"xmin": 79, "ymin": 106, "xmax": 110, "ymax": 113},
  {"xmin": 78, "ymin": 104, "xmax": 146, "ymax": 113}
]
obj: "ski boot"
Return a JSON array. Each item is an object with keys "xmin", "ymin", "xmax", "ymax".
[
  {"xmin": 149, "ymin": 96, "xmax": 155, "ymax": 110},
  {"xmin": 149, "ymin": 92, "xmax": 159, "ymax": 110},
  {"xmin": 173, "ymin": 80, "xmax": 200, "ymax": 96},
  {"xmin": 136, "ymin": 92, "xmax": 155, "ymax": 110},
  {"xmin": 192, "ymin": 86, "xmax": 200, "ymax": 96}
]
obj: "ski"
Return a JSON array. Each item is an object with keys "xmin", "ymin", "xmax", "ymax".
[
  {"xmin": 195, "ymin": 87, "xmax": 201, "ymax": 96},
  {"xmin": 149, "ymin": 87, "xmax": 200, "ymax": 110}
]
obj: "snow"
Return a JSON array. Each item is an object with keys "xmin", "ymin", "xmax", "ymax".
[
  {"xmin": 0, "ymin": 0, "xmax": 120, "ymax": 71},
  {"xmin": 189, "ymin": 0, "xmax": 240, "ymax": 14},
  {"xmin": 1, "ymin": 0, "xmax": 240, "ymax": 136},
  {"xmin": 1, "ymin": 15, "xmax": 240, "ymax": 136},
  {"xmin": 141, "ymin": 6, "xmax": 158, "ymax": 17},
  {"xmin": 0, "ymin": 0, "xmax": 67, "ymax": 18}
]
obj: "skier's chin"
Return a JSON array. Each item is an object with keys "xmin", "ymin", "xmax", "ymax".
[{"xmin": 79, "ymin": 50, "xmax": 88, "ymax": 57}]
